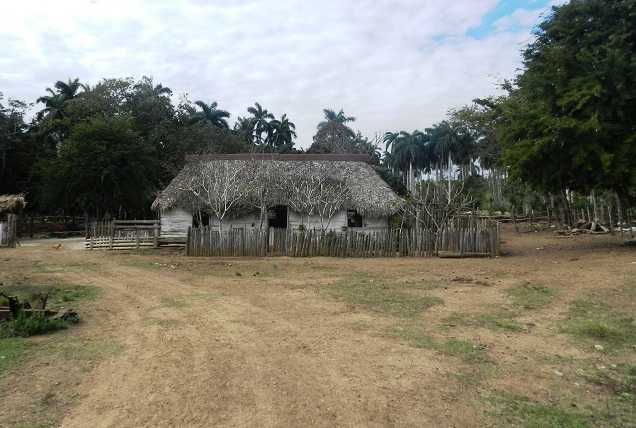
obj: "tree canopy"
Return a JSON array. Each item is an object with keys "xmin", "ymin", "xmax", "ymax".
[{"xmin": 500, "ymin": 0, "xmax": 636, "ymax": 198}]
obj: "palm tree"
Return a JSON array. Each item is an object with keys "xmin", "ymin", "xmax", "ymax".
[
  {"xmin": 233, "ymin": 116, "xmax": 255, "ymax": 143},
  {"xmin": 318, "ymin": 108, "xmax": 355, "ymax": 129},
  {"xmin": 383, "ymin": 130, "xmax": 428, "ymax": 193},
  {"xmin": 133, "ymin": 77, "xmax": 172, "ymax": 98},
  {"xmin": 150, "ymin": 83, "xmax": 172, "ymax": 97},
  {"xmin": 429, "ymin": 121, "xmax": 475, "ymax": 200},
  {"xmin": 36, "ymin": 78, "xmax": 85, "ymax": 120},
  {"xmin": 36, "ymin": 89, "xmax": 66, "ymax": 121},
  {"xmin": 54, "ymin": 78, "xmax": 83, "ymax": 100},
  {"xmin": 247, "ymin": 102, "xmax": 274, "ymax": 145},
  {"xmin": 268, "ymin": 114, "xmax": 296, "ymax": 152},
  {"xmin": 190, "ymin": 101, "xmax": 230, "ymax": 129}
]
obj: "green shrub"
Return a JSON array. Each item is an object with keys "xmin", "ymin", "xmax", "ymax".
[{"xmin": 0, "ymin": 314, "xmax": 67, "ymax": 338}]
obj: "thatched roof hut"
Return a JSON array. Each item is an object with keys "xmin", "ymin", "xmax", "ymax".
[
  {"xmin": 0, "ymin": 194, "xmax": 26, "ymax": 215},
  {"xmin": 152, "ymin": 154, "xmax": 402, "ymax": 217}
]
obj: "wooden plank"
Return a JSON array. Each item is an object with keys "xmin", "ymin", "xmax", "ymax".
[{"xmin": 438, "ymin": 251, "xmax": 492, "ymax": 258}]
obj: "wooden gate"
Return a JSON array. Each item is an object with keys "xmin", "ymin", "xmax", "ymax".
[{"xmin": 86, "ymin": 220, "xmax": 160, "ymax": 250}]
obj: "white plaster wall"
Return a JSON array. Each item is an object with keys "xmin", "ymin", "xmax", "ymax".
[
  {"xmin": 361, "ymin": 216, "xmax": 389, "ymax": 229},
  {"xmin": 160, "ymin": 208, "xmax": 192, "ymax": 237},
  {"xmin": 214, "ymin": 213, "xmax": 262, "ymax": 230},
  {"xmin": 160, "ymin": 207, "xmax": 389, "ymax": 236},
  {"xmin": 288, "ymin": 210, "xmax": 348, "ymax": 231},
  {"xmin": 288, "ymin": 210, "xmax": 388, "ymax": 231}
]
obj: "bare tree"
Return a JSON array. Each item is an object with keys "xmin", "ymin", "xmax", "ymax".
[
  {"xmin": 315, "ymin": 176, "xmax": 350, "ymax": 231},
  {"xmin": 248, "ymin": 160, "xmax": 286, "ymax": 229},
  {"xmin": 178, "ymin": 160, "xmax": 257, "ymax": 231},
  {"xmin": 404, "ymin": 179, "xmax": 474, "ymax": 235},
  {"xmin": 285, "ymin": 163, "xmax": 350, "ymax": 232}
]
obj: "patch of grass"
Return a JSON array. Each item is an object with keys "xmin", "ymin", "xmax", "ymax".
[
  {"xmin": 390, "ymin": 325, "xmax": 436, "ymax": 349},
  {"xmin": 160, "ymin": 291, "xmax": 219, "ymax": 309},
  {"xmin": 389, "ymin": 325, "xmax": 489, "ymax": 364},
  {"xmin": 13, "ymin": 423, "xmax": 53, "ymax": 428},
  {"xmin": 397, "ymin": 279, "xmax": 446, "ymax": 291},
  {"xmin": 580, "ymin": 363, "xmax": 635, "ymax": 425},
  {"xmin": 444, "ymin": 310, "xmax": 525, "ymax": 333},
  {"xmin": 348, "ymin": 320, "xmax": 373, "ymax": 332},
  {"xmin": 121, "ymin": 258, "xmax": 168, "ymax": 270},
  {"xmin": 479, "ymin": 315, "xmax": 525, "ymax": 332},
  {"xmin": 584, "ymin": 364, "xmax": 636, "ymax": 396},
  {"xmin": 324, "ymin": 278, "xmax": 444, "ymax": 318},
  {"xmin": 438, "ymin": 339, "xmax": 489, "ymax": 363},
  {"xmin": 152, "ymin": 318, "xmax": 183, "ymax": 329},
  {"xmin": 0, "ymin": 314, "xmax": 68, "ymax": 338},
  {"xmin": 0, "ymin": 338, "xmax": 30, "ymax": 375},
  {"xmin": 52, "ymin": 339, "xmax": 123, "ymax": 361},
  {"xmin": 488, "ymin": 392, "xmax": 591, "ymax": 428},
  {"xmin": 160, "ymin": 296, "xmax": 190, "ymax": 309},
  {"xmin": 561, "ymin": 299, "xmax": 636, "ymax": 351},
  {"xmin": 0, "ymin": 283, "xmax": 99, "ymax": 309},
  {"xmin": 30, "ymin": 260, "xmax": 99, "ymax": 274},
  {"xmin": 506, "ymin": 283, "xmax": 556, "ymax": 309}
]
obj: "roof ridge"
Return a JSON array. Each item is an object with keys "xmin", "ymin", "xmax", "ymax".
[{"xmin": 185, "ymin": 153, "xmax": 373, "ymax": 163}]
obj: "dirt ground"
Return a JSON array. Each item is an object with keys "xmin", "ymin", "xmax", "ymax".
[{"xmin": 0, "ymin": 225, "xmax": 635, "ymax": 427}]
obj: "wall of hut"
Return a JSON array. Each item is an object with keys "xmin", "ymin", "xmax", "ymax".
[
  {"xmin": 160, "ymin": 208, "xmax": 192, "ymax": 238},
  {"xmin": 159, "ymin": 207, "xmax": 389, "ymax": 238}
]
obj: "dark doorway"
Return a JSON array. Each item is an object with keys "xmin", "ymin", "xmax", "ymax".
[
  {"xmin": 268, "ymin": 205, "xmax": 288, "ymax": 229},
  {"xmin": 347, "ymin": 209, "xmax": 363, "ymax": 228},
  {"xmin": 193, "ymin": 211, "xmax": 210, "ymax": 227}
]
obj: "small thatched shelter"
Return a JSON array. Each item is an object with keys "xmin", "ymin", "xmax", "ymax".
[
  {"xmin": 0, "ymin": 194, "xmax": 26, "ymax": 216},
  {"xmin": 152, "ymin": 154, "xmax": 402, "ymax": 237}
]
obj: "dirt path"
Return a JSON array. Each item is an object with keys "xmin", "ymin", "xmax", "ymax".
[
  {"xmin": 1, "ymin": 228, "xmax": 635, "ymax": 427},
  {"xmin": 57, "ymin": 259, "xmax": 469, "ymax": 427}
]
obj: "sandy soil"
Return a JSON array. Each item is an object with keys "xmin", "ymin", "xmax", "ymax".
[{"xmin": 0, "ymin": 226, "xmax": 634, "ymax": 427}]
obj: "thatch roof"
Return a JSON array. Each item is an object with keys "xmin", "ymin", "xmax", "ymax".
[
  {"xmin": 152, "ymin": 154, "xmax": 402, "ymax": 217},
  {"xmin": 0, "ymin": 194, "xmax": 26, "ymax": 214}
]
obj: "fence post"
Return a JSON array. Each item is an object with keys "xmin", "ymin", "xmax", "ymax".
[
  {"xmin": 7, "ymin": 214, "xmax": 17, "ymax": 248},
  {"xmin": 153, "ymin": 220, "xmax": 159, "ymax": 249},
  {"xmin": 186, "ymin": 226, "xmax": 191, "ymax": 256}
]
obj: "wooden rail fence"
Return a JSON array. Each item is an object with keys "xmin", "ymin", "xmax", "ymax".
[
  {"xmin": 86, "ymin": 220, "xmax": 160, "ymax": 250},
  {"xmin": 186, "ymin": 219, "xmax": 500, "ymax": 258}
]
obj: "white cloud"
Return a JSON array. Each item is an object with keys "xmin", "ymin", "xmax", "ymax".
[{"xmin": 0, "ymin": 0, "xmax": 555, "ymax": 147}]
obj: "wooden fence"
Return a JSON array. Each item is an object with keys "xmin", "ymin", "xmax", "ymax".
[
  {"xmin": 19, "ymin": 215, "xmax": 86, "ymax": 238},
  {"xmin": 86, "ymin": 220, "xmax": 160, "ymax": 250},
  {"xmin": 0, "ymin": 214, "xmax": 18, "ymax": 248},
  {"xmin": 186, "ymin": 219, "xmax": 500, "ymax": 258}
]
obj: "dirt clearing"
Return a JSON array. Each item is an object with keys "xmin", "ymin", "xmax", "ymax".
[{"xmin": 1, "ymin": 226, "xmax": 635, "ymax": 427}]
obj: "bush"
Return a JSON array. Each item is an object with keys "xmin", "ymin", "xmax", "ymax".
[{"xmin": 0, "ymin": 314, "xmax": 68, "ymax": 338}]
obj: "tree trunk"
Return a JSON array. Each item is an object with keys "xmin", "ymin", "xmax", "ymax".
[
  {"xmin": 559, "ymin": 190, "xmax": 573, "ymax": 227},
  {"xmin": 615, "ymin": 192, "xmax": 623, "ymax": 226},
  {"xmin": 447, "ymin": 156, "xmax": 452, "ymax": 204},
  {"xmin": 259, "ymin": 204, "xmax": 267, "ymax": 230},
  {"xmin": 591, "ymin": 190, "xmax": 599, "ymax": 223}
]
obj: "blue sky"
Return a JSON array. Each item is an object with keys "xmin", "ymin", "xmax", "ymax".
[
  {"xmin": 468, "ymin": 0, "xmax": 555, "ymax": 38},
  {"xmin": 0, "ymin": 0, "xmax": 566, "ymax": 147}
]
